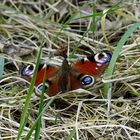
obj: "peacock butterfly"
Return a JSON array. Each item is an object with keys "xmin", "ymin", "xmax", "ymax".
[{"xmin": 20, "ymin": 52, "xmax": 111, "ymax": 96}]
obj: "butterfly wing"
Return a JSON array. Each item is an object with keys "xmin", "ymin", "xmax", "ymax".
[
  {"xmin": 73, "ymin": 52, "xmax": 111, "ymax": 77},
  {"xmin": 21, "ymin": 63, "xmax": 60, "ymax": 96},
  {"xmin": 70, "ymin": 52, "xmax": 112, "ymax": 89},
  {"xmin": 36, "ymin": 76, "xmax": 60, "ymax": 96}
]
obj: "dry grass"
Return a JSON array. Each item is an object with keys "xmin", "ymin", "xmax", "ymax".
[{"xmin": 0, "ymin": 0, "xmax": 140, "ymax": 139}]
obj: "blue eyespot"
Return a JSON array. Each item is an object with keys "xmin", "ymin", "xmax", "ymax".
[
  {"xmin": 94, "ymin": 52, "xmax": 112, "ymax": 64},
  {"xmin": 21, "ymin": 65, "xmax": 35, "ymax": 77},
  {"xmin": 81, "ymin": 75, "xmax": 95, "ymax": 87},
  {"xmin": 37, "ymin": 83, "xmax": 49, "ymax": 93}
]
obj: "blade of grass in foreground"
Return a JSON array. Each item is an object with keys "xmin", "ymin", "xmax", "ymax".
[
  {"xmin": 34, "ymin": 71, "xmax": 46, "ymax": 140},
  {"xmin": 103, "ymin": 22, "xmax": 140, "ymax": 98},
  {"xmin": 24, "ymin": 96, "xmax": 57, "ymax": 140},
  {"xmin": 17, "ymin": 46, "xmax": 42, "ymax": 140},
  {"xmin": 0, "ymin": 57, "xmax": 4, "ymax": 79}
]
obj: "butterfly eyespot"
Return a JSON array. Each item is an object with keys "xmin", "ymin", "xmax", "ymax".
[
  {"xmin": 36, "ymin": 83, "xmax": 50, "ymax": 93},
  {"xmin": 94, "ymin": 52, "xmax": 112, "ymax": 64},
  {"xmin": 21, "ymin": 64, "xmax": 35, "ymax": 77},
  {"xmin": 80, "ymin": 75, "xmax": 95, "ymax": 88}
]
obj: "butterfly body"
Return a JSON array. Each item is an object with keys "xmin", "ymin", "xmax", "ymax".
[{"xmin": 21, "ymin": 52, "xmax": 111, "ymax": 96}]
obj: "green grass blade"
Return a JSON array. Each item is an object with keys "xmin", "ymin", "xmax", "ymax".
[
  {"xmin": 0, "ymin": 57, "xmax": 4, "ymax": 79},
  {"xmin": 34, "ymin": 72, "xmax": 46, "ymax": 140},
  {"xmin": 91, "ymin": 3, "xmax": 97, "ymax": 34},
  {"xmin": 24, "ymin": 96, "xmax": 57, "ymax": 140},
  {"xmin": 103, "ymin": 22, "xmax": 140, "ymax": 98},
  {"xmin": 65, "ymin": 129, "xmax": 76, "ymax": 140},
  {"xmin": 0, "ymin": 4, "xmax": 18, "ymax": 13},
  {"xmin": 73, "ymin": 1, "xmax": 123, "ymax": 21},
  {"xmin": 17, "ymin": 46, "xmax": 42, "ymax": 140},
  {"xmin": 54, "ymin": 3, "xmax": 90, "ymax": 43},
  {"xmin": 71, "ymin": 2, "xmax": 123, "ymax": 57}
]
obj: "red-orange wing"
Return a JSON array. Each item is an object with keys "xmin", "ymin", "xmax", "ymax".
[{"xmin": 73, "ymin": 52, "xmax": 112, "ymax": 77}]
